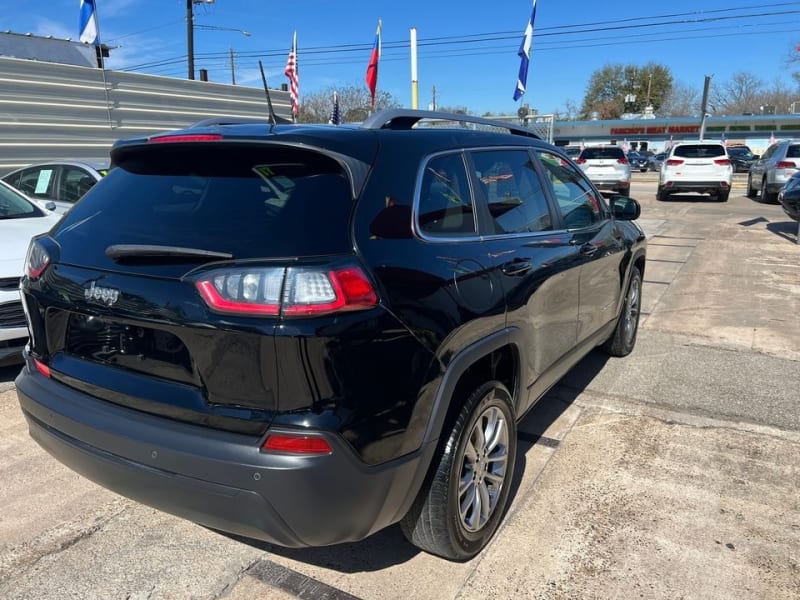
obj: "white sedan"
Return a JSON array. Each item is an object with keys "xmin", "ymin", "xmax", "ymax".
[{"xmin": 0, "ymin": 180, "xmax": 61, "ymax": 366}]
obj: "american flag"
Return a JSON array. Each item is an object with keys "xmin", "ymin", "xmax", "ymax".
[
  {"xmin": 284, "ymin": 31, "xmax": 299, "ymax": 117},
  {"xmin": 329, "ymin": 91, "xmax": 341, "ymax": 125}
]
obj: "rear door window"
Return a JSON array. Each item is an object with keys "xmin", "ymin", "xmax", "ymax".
[
  {"xmin": 786, "ymin": 145, "xmax": 800, "ymax": 158},
  {"xmin": 18, "ymin": 166, "xmax": 57, "ymax": 200},
  {"xmin": 470, "ymin": 149, "xmax": 552, "ymax": 234},
  {"xmin": 53, "ymin": 144, "xmax": 354, "ymax": 261}
]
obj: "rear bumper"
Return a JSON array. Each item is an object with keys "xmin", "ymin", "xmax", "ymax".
[
  {"xmin": 662, "ymin": 180, "xmax": 729, "ymax": 193},
  {"xmin": 591, "ymin": 179, "xmax": 630, "ymax": 190},
  {"xmin": 15, "ymin": 360, "xmax": 436, "ymax": 548}
]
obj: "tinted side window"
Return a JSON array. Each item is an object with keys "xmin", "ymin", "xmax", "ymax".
[
  {"xmin": 786, "ymin": 145, "xmax": 800, "ymax": 158},
  {"xmin": 60, "ymin": 167, "xmax": 96, "ymax": 204},
  {"xmin": 18, "ymin": 167, "xmax": 56, "ymax": 199},
  {"xmin": 536, "ymin": 150, "xmax": 603, "ymax": 229},
  {"xmin": 470, "ymin": 149, "xmax": 551, "ymax": 234},
  {"xmin": 417, "ymin": 153, "xmax": 476, "ymax": 236},
  {"xmin": 761, "ymin": 145, "xmax": 777, "ymax": 160}
]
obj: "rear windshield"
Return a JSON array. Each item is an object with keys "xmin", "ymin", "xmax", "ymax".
[
  {"xmin": 580, "ymin": 147, "xmax": 624, "ymax": 160},
  {"xmin": 673, "ymin": 145, "xmax": 725, "ymax": 158},
  {"xmin": 53, "ymin": 144, "xmax": 353, "ymax": 258}
]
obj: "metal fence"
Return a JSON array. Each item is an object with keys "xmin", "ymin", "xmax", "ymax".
[{"xmin": 0, "ymin": 56, "xmax": 292, "ymax": 174}]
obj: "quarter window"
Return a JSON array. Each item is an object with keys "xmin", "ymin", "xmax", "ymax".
[
  {"xmin": 536, "ymin": 150, "xmax": 604, "ymax": 229},
  {"xmin": 417, "ymin": 153, "xmax": 476, "ymax": 236},
  {"xmin": 470, "ymin": 149, "xmax": 552, "ymax": 234}
]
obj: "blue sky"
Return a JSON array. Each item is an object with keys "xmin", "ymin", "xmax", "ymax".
[{"xmin": 10, "ymin": 0, "xmax": 800, "ymax": 115}]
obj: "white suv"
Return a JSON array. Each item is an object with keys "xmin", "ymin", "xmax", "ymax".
[
  {"xmin": 657, "ymin": 142, "xmax": 732, "ymax": 202},
  {"xmin": 575, "ymin": 145, "xmax": 631, "ymax": 196}
]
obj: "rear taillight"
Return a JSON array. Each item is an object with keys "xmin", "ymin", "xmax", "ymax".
[
  {"xmin": 195, "ymin": 265, "xmax": 378, "ymax": 317},
  {"xmin": 575, "ymin": 158, "xmax": 586, "ymax": 164},
  {"xmin": 666, "ymin": 159, "xmax": 684, "ymax": 166},
  {"xmin": 25, "ymin": 240, "xmax": 50, "ymax": 280},
  {"xmin": 261, "ymin": 433, "xmax": 333, "ymax": 455},
  {"xmin": 714, "ymin": 159, "xmax": 731, "ymax": 166},
  {"xmin": 776, "ymin": 161, "xmax": 797, "ymax": 169},
  {"xmin": 34, "ymin": 358, "xmax": 51, "ymax": 378},
  {"xmin": 617, "ymin": 157, "xmax": 629, "ymax": 164}
]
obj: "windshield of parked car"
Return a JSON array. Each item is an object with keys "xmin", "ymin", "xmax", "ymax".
[
  {"xmin": 0, "ymin": 183, "xmax": 45, "ymax": 219},
  {"xmin": 673, "ymin": 145, "xmax": 726, "ymax": 158},
  {"xmin": 580, "ymin": 147, "xmax": 625, "ymax": 160},
  {"xmin": 727, "ymin": 147, "xmax": 754, "ymax": 159}
]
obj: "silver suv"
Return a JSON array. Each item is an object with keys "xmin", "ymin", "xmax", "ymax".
[
  {"xmin": 575, "ymin": 145, "xmax": 631, "ymax": 196},
  {"xmin": 657, "ymin": 142, "xmax": 732, "ymax": 202},
  {"xmin": 747, "ymin": 139, "xmax": 800, "ymax": 203}
]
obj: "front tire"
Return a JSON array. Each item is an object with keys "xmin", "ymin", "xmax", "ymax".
[
  {"xmin": 401, "ymin": 381, "xmax": 517, "ymax": 561},
  {"xmin": 601, "ymin": 265, "xmax": 642, "ymax": 357}
]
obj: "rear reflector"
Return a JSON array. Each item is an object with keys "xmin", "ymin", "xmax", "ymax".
[
  {"xmin": 149, "ymin": 134, "xmax": 223, "ymax": 143},
  {"xmin": 34, "ymin": 359, "xmax": 51, "ymax": 378},
  {"xmin": 262, "ymin": 434, "xmax": 333, "ymax": 455}
]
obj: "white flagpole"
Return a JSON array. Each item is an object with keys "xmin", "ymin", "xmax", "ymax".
[{"xmin": 90, "ymin": 1, "xmax": 114, "ymax": 130}]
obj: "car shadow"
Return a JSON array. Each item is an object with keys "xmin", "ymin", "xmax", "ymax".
[
  {"xmin": 0, "ymin": 363, "xmax": 22, "ymax": 384},
  {"xmin": 658, "ymin": 193, "xmax": 723, "ymax": 203},
  {"xmin": 766, "ymin": 220, "xmax": 800, "ymax": 243},
  {"xmin": 218, "ymin": 350, "xmax": 611, "ymax": 572}
]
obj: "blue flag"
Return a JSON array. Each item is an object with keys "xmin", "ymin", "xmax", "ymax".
[
  {"xmin": 79, "ymin": 0, "xmax": 99, "ymax": 45},
  {"xmin": 513, "ymin": 0, "xmax": 537, "ymax": 101}
]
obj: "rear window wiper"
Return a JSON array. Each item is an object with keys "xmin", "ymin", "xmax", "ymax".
[{"xmin": 105, "ymin": 244, "xmax": 233, "ymax": 260}]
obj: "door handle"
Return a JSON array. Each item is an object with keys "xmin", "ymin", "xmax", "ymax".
[
  {"xmin": 579, "ymin": 243, "xmax": 599, "ymax": 256},
  {"xmin": 501, "ymin": 259, "xmax": 533, "ymax": 276}
]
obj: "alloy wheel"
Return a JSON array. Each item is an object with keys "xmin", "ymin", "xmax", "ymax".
[{"xmin": 623, "ymin": 274, "xmax": 641, "ymax": 346}]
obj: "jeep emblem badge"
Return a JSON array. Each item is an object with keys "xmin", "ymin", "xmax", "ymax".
[{"xmin": 84, "ymin": 281, "xmax": 120, "ymax": 305}]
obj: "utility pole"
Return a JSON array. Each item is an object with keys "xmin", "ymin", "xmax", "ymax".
[
  {"xmin": 186, "ymin": 0, "xmax": 195, "ymax": 80},
  {"xmin": 431, "ymin": 85, "xmax": 437, "ymax": 111},
  {"xmin": 229, "ymin": 48, "xmax": 236, "ymax": 85},
  {"xmin": 699, "ymin": 75, "xmax": 712, "ymax": 141}
]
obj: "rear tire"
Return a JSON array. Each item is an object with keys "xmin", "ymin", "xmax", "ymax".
[
  {"xmin": 761, "ymin": 178, "xmax": 777, "ymax": 203},
  {"xmin": 656, "ymin": 185, "xmax": 669, "ymax": 201},
  {"xmin": 746, "ymin": 174, "xmax": 757, "ymax": 199},
  {"xmin": 601, "ymin": 265, "xmax": 642, "ymax": 357},
  {"xmin": 717, "ymin": 190, "xmax": 730, "ymax": 202},
  {"xmin": 401, "ymin": 381, "xmax": 517, "ymax": 561}
]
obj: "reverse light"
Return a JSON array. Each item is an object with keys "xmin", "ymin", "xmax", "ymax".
[
  {"xmin": 149, "ymin": 134, "xmax": 223, "ymax": 143},
  {"xmin": 262, "ymin": 434, "xmax": 333, "ymax": 455},
  {"xmin": 25, "ymin": 240, "xmax": 50, "ymax": 280},
  {"xmin": 195, "ymin": 265, "xmax": 378, "ymax": 317},
  {"xmin": 666, "ymin": 159, "xmax": 684, "ymax": 166}
]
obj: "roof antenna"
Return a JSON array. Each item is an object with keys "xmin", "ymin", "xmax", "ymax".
[{"xmin": 258, "ymin": 60, "xmax": 291, "ymax": 130}]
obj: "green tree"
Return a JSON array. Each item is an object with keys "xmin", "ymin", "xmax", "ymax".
[
  {"xmin": 581, "ymin": 63, "xmax": 673, "ymax": 119},
  {"xmin": 298, "ymin": 83, "xmax": 400, "ymax": 123}
]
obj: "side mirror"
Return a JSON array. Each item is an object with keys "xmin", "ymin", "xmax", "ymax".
[
  {"xmin": 610, "ymin": 195, "xmax": 641, "ymax": 221},
  {"xmin": 45, "ymin": 201, "xmax": 57, "ymax": 212}
]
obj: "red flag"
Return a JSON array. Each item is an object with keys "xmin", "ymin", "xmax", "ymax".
[
  {"xmin": 284, "ymin": 31, "xmax": 299, "ymax": 116},
  {"xmin": 365, "ymin": 20, "xmax": 381, "ymax": 108}
]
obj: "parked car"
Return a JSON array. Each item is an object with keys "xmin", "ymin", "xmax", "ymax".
[
  {"xmin": 726, "ymin": 145, "xmax": 758, "ymax": 173},
  {"xmin": 626, "ymin": 151, "xmax": 649, "ymax": 172},
  {"xmin": 657, "ymin": 142, "xmax": 732, "ymax": 201},
  {"xmin": 648, "ymin": 151, "xmax": 667, "ymax": 172},
  {"xmin": 0, "ymin": 181, "xmax": 60, "ymax": 366},
  {"xmin": 575, "ymin": 145, "xmax": 631, "ymax": 195},
  {"xmin": 15, "ymin": 109, "xmax": 646, "ymax": 561},
  {"xmin": 777, "ymin": 170, "xmax": 800, "ymax": 221},
  {"xmin": 2, "ymin": 160, "xmax": 108, "ymax": 214},
  {"xmin": 747, "ymin": 140, "xmax": 800, "ymax": 203}
]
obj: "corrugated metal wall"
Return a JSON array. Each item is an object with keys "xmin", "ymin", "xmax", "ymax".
[{"xmin": 0, "ymin": 56, "xmax": 292, "ymax": 174}]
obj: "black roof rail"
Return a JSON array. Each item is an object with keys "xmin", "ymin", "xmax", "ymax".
[{"xmin": 361, "ymin": 109, "xmax": 541, "ymax": 139}]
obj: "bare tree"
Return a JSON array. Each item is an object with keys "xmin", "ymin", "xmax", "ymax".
[
  {"xmin": 659, "ymin": 81, "xmax": 700, "ymax": 117},
  {"xmin": 298, "ymin": 83, "xmax": 400, "ymax": 123},
  {"xmin": 709, "ymin": 72, "xmax": 764, "ymax": 115},
  {"xmin": 758, "ymin": 78, "xmax": 797, "ymax": 114}
]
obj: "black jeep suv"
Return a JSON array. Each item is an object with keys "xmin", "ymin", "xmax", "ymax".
[{"xmin": 15, "ymin": 110, "xmax": 646, "ymax": 561}]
